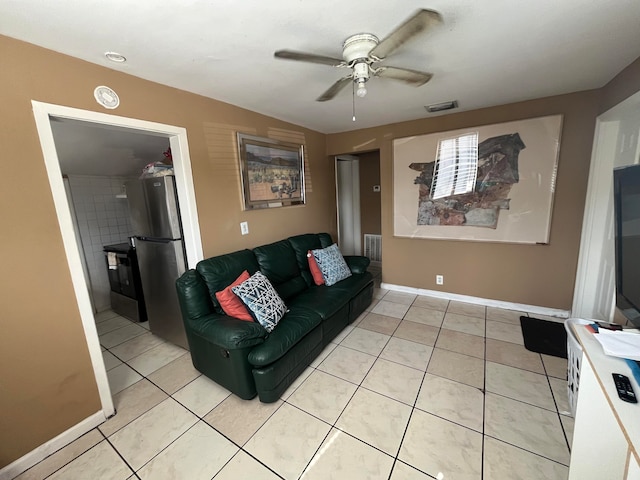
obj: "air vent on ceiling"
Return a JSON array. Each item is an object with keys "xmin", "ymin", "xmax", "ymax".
[{"xmin": 425, "ymin": 100, "xmax": 458, "ymax": 113}]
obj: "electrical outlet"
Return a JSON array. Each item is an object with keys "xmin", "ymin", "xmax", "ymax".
[
  {"xmin": 240, "ymin": 221, "xmax": 249, "ymax": 235},
  {"xmin": 436, "ymin": 275, "xmax": 444, "ymax": 285}
]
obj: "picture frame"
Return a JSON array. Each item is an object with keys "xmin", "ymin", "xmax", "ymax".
[
  {"xmin": 236, "ymin": 133, "xmax": 305, "ymax": 210},
  {"xmin": 393, "ymin": 114, "xmax": 563, "ymax": 244}
]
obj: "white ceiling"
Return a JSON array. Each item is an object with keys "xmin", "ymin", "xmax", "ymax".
[{"xmin": 3, "ymin": 0, "xmax": 640, "ymax": 136}]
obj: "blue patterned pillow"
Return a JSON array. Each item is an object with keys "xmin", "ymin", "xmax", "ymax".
[
  {"xmin": 312, "ymin": 243, "xmax": 352, "ymax": 286},
  {"xmin": 232, "ymin": 271, "xmax": 287, "ymax": 332}
]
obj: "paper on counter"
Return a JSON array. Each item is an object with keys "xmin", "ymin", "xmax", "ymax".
[{"xmin": 594, "ymin": 329, "xmax": 640, "ymax": 361}]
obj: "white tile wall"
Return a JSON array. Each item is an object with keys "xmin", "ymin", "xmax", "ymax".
[{"xmin": 67, "ymin": 175, "xmax": 137, "ymax": 312}]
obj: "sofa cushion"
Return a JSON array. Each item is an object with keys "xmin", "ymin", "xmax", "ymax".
[
  {"xmin": 232, "ymin": 272, "xmax": 287, "ymax": 333},
  {"xmin": 329, "ymin": 271, "xmax": 374, "ymax": 294},
  {"xmin": 247, "ymin": 306, "xmax": 322, "ymax": 366},
  {"xmin": 215, "ymin": 270, "xmax": 253, "ymax": 321},
  {"xmin": 253, "ymin": 239, "xmax": 307, "ymax": 300},
  {"xmin": 288, "ymin": 285, "xmax": 354, "ymax": 320},
  {"xmin": 312, "ymin": 243, "xmax": 352, "ymax": 286},
  {"xmin": 307, "ymin": 251, "xmax": 325, "ymax": 285},
  {"xmin": 196, "ymin": 249, "xmax": 260, "ymax": 313}
]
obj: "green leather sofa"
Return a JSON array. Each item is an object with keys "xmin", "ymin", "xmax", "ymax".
[{"xmin": 175, "ymin": 233, "xmax": 374, "ymax": 403}]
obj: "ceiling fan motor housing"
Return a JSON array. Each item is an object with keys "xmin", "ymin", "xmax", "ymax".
[{"xmin": 342, "ymin": 33, "xmax": 379, "ymax": 63}]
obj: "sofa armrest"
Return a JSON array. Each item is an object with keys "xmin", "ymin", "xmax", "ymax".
[
  {"xmin": 188, "ymin": 314, "xmax": 267, "ymax": 350},
  {"xmin": 343, "ymin": 255, "xmax": 371, "ymax": 274}
]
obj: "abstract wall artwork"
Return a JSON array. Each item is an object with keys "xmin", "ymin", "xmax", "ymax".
[{"xmin": 393, "ymin": 115, "xmax": 563, "ymax": 243}]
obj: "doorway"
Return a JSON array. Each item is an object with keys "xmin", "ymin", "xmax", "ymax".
[{"xmin": 32, "ymin": 101, "xmax": 204, "ymax": 420}]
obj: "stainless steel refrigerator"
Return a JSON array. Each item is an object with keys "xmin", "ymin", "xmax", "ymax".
[{"xmin": 125, "ymin": 175, "xmax": 189, "ymax": 349}]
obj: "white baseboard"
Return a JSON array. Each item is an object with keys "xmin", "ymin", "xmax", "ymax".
[
  {"xmin": 380, "ymin": 282, "xmax": 571, "ymax": 320},
  {"xmin": 0, "ymin": 411, "xmax": 106, "ymax": 480}
]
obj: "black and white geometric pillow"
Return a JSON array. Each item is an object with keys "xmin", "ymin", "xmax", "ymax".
[
  {"xmin": 232, "ymin": 271, "xmax": 287, "ymax": 332},
  {"xmin": 312, "ymin": 243, "xmax": 352, "ymax": 286}
]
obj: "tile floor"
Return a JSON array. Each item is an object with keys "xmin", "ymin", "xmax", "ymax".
[{"xmin": 15, "ymin": 268, "xmax": 574, "ymax": 479}]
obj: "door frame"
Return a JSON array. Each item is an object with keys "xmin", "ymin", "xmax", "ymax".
[{"xmin": 31, "ymin": 101, "xmax": 204, "ymax": 421}]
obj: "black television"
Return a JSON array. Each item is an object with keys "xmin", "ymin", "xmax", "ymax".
[{"xmin": 613, "ymin": 163, "xmax": 640, "ymax": 328}]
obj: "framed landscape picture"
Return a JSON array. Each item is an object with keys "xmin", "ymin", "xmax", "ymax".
[
  {"xmin": 392, "ymin": 114, "xmax": 563, "ymax": 244},
  {"xmin": 236, "ymin": 133, "xmax": 305, "ymax": 210}
]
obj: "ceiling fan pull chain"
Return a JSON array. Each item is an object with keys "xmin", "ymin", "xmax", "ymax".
[{"xmin": 352, "ymin": 80, "xmax": 356, "ymax": 122}]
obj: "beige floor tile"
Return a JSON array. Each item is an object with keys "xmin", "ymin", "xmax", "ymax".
[
  {"xmin": 127, "ymin": 341, "xmax": 187, "ymax": 376},
  {"xmin": 486, "ymin": 307, "xmax": 526, "ymax": 325},
  {"xmin": 336, "ymin": 388, "xmax": 411, "ymax": 456},
  {"xmin": 413, "ymin": 295, "xmax": 449, "ymax": 311},
  {"xmin": 204, "ymin": 395, "xmax": 283, "ymax": 446},
  {"xmin": 109, "ymin": 398, "xmax": 198, "ymax": 470},
  {"xmin": 107, "ymin": 364, "xmax": 143, "ymax": 395},
  {"xmin": 350, "ymin": 310, "xmax": 368, "ymax": 326},
  {"xmin": 317, "ymin": 345, "xmax": 376, "ymax": 384},
  {"xmin": 95, "ymin": 310, "xmax": 120, "ymax": 323},
  {"xmin": 549, "ymin": 376, "xmax": 571, "ymax": 414},
  {"xmin": 244, "ymin": 403, "xmax": 331, "ymax": 480},
  {"xmin": 373, "ymin": 287, "xmax": 387, "ymax": 299},
  {"xmin": 340, "ymin": 326, "xmax": 390, "ymax": 356},
  {"xmin": 560, "ymin": 414, "xmax": 575, "ymax": 450},
  {"xmin": 403, "ymin": 306, "xmax": 445, "ymax": 328},
  {"xmin": 382, "ymin": 291, "xmax": 417, "ymax": 305},
  {"xmin": 14, "ymin": 430, "xmax": 103, "ymax": 480},
  {"xmin": 447, "ymin": 301, "xmax": 486, "ymax": 319},
  {"xmin": 109, "ymin": 332, "xmax": 165, "ymax": 362},
  {"xmin": 416, "ymin": 374, "xmax": 484, "ymax": 432},
  {"xmin": 393, "ymin": 320, "xmax": 439, "ymax": 346},
  {"xmin": 173, "ymin": 374, "xmax": 231, "ymax": 417},
  {"xmin": 442, "ymin": 312, "xmax": 486, "ymax": 337},
  {"xmin": 485, "ymin": 392, "xmax": 570, "ymax": 465},
  {"xmin": 48, "ymin": 440, "xmax": 132, "ymax": 480},
  {"xmin": 483, "ymin": 436, "xmax": 569, "ymax": 480},
  {"xmin": 486, "ymin": 338, "xmax": 545, "ymax": 374},
  {"xmin": 390, "ymin": 461, "xmax": 433, "ymax": 479},
  {"xmin": 102, "ymin": 350, "xmax": 122, "ymax": 371},
  {"xmin": 486, "ymin": 320, "xmax": 524, "ymax": 345},
  {"xmin": 486, "ymin": 362, "xmax": 555, "ymax": 410},
  {"xmin": 99, "ymin": 323, "xmax": 147, "ymax": 348},
  {"xmin": 399, "ymin": 410, "xmax": 482, "ymax": 480},
  {"xmin": 372, "ymin": 300, "xmax": 411, "ymax": 319},
  {"xmin": 542, "ymin": 354, "xmax": 568, "ymax": 379},
  {"xmin": 332, "ymin": 325, "xmax": 354, "ymax": 344},
  {"xmin": 380, "ymin": 337, "xmax": 433, "ymax": 371},
  {"xmin": 97, "ymin": 316, "xmax": 135, "ymax": 335},
  {"xmin": 427, "ymin": 348, "xmax": 484, "ymax": 389},
  {"xmin": 100, "ymin": 379, "xmax": 168, "ymax": 437},
  {"xmin": 288, "ymin": 370, "xmax": 357, "ymax": 424},
  {"xmin": 214, "ymin": 450, "xmax": 281, "ymax": 480},
  {"xmin": 137, "ymin": 421, "xmax": 238, "ymax": 480},
  {"xmin": 280, "ymin": 366, "xmax": 314, "ymax": 400},
  {"xmin": 435, "ymin": 329, "xmax": 485, "ymax": 359},
  {"xmin": 146, "ymin": 352, "xmax": 200, "ymax": 395},
  {"xmin": 300, "ymin": 428, "xmax": 394, "ymax": 480},
  {"xmin": 358, "ymin": 312, "xmax": 402, "ymax": 335},
  {"xmin": 362, "ymin": 358, "xmax": 424, "ymax": 406},
  {"xmin": 310, "ymin": 342, "xmax": 338, "ymax": 368}
]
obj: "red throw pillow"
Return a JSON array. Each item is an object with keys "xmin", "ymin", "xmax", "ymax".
[
  {"xmin": 215, "ymin": 270, "xmax": 254, "ymax": 321},
  {"xmin": 307, "ymin": 250, "xmax": 325, "ymax": 285}
]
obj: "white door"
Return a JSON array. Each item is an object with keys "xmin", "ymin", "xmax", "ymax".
[{"xmin": 336, "ymin": 155, "xmax": 361, "ymax": 255}]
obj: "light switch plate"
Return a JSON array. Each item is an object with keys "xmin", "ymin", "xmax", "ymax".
[{"xmin": 240, "ymin": 221, "xmax": 249, "ymax": 235}]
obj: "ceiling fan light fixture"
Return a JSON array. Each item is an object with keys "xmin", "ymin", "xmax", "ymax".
[{"xmin": 356, "ymin": 81, "xmax": 367, "ymax": 98}]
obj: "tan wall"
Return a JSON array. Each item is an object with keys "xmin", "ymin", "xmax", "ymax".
[
  {"xmin": 600, "ymin": 56, "xmax": 640, "ymax": 114},
  {"xmin": 327, "ymin": 91, "xmax": 602, "ymax": 309},
  {"xmin": 357, "ymin": 151, "xmax": 382, "ymax": 248},
  {"xmin": 0, "ymin": 35, "xmax": 334, "ymax": 467}
]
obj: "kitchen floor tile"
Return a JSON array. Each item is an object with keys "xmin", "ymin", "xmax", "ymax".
[
  {"xmin": 47, "ymin": 440, "xmax": 132, "ymax": 480},
  {"xmin": 446, "ymin": 301, "xmax": 486, "ymax": 319},
  {"xmin": 146, "ymin": 352, "xmax": 201, "ymax": 395},
  {"xmin": 173, "ymin": 374, "xmax": 231, "ymax": 417},
  {"xmin": 109, "ymin": 332, "xmax": 165, "ymax": 362},
  {"xmin": 486, "ymin": 307, "xmax": 526, "ymax": 325},
  {"xmin": 403, "ymin": 306, "xmax": 445, "ymax": 328},
  {"xmin": 287, "ymin": 370, "xmax": 357, "ymax": 424},
  {"xmin": 244, "ymin": 403, "xmax": 331, "ymax": 480},
  {"xmin": 560, "ymin": 414, "xmax": 575, "ymax": 449},
  {"xmin": 486, "ymin": 361, "xmax": 555, "ymax": 410},
  {"xmin": 382, "ymin": 291, "xmax": 417, "ymax": 305},
  {"xmin": 427, "ymin": 348, "xmax": 485, "ymax": 389},
  {"xmin": 372, "ymin": 300, "xmax": 411, "ymax": 319},
  {"xmin": 213, "ymin": 451, "xmax": 281, "ymax": 480},
  {"xmin": 393, "ymin": 320, "xmax": 439, "ymax": 346},
  {"xmin": 549, "ymin": 376, "xmax": 571, "ymax": 415},
  {"xmin": 413, "ymin": 295, "xmax": 449, "ymax": 311},
  {"xmin": 126, "ymin": 341, "xmax": 187, "ymax": 376},
  {"xmin": 109, "ymin": 398, "xmax": 198, "ymax": 471},
  {"xmin": 340, "ymin": 327, "xmax": 390, "ymax": 356},
  {"xmin": 204, "ymin": 396, "xmax": 283, "ymax": 446},
  {"xmin": 137, "ymin": 421, "xmax": 238, "ymax": 480},
  {"xmin": 97, "ymin": 316, "xmax": 135, "ymax": 335},
  {"xmin": 483, "ymin": 436, "xmax": 569, "ymax": 480},
  {"xmin": 379, "ymin": 337, "xmax": 433, "ymax": 371},
  {"xmin": 361, "ymin": 358, "xmax": 424, "ymax": 406},
  {"xmin": 486, "ymin": 338, "xmax": 545, "ymax": 374},
  {"xmin": 300, "ymin": 428, "xmax": 394, "ymax": 480},
  {"xmin": 485, "ymin": 392, "xmax": 570, "ymax": 465},
  {"xmin": 435, "ymin": 328, "xmax": 485, "ymax": 359},
  {"xmin": 389, "ymin": 461, "xmax": 433, "ymax": 479},
  {"xmin": 335, "ymin": 387, "xmax": 411, "ymax": 456},
  {"xmin": 317, "ymin": 345, "xmax": 376, "ymax": 384},
  {"xmin": 102, "ymin": 350, "xmax": 122, "ymax": 371},
  {"xmin": 107, "ymin": 364, "xmax": 142, "ymax": 395},
  {"xmin": 415, "ymin": 373, "xmax": 484, "ymax": 432},
  {"xmin": 357, "ymin": 313, "xmax": 401, "ymax": 335},
  {"xmin": 486, "ymin": 320, "xmax": 524, "ymax": 345},
  {"xmin": 399, "ymin": 409, "xmax": 482, "ymax": 480},
  {"xmin": 542, "ymin": 354, "xmax": 568, "ymax": 379},
  {"xmin": 94, "ymin": 309, "xmax": 120, "ymax": 323},
  {"xmin": 442, "ymin": 312, "xmax": 486, "ymax": 337},
  {"xmin": 99, "ymin": 323, "xmax": 147, "ymax": 348}
]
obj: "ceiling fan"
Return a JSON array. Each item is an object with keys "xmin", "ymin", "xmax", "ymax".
[{"xmin": 274, "ymin": 9, "xmax": 442, "ymax": 102}]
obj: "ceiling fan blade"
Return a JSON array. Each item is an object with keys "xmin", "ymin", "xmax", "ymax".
[
  {"xmin": 369, "ymin": 9, "xmax": 442, "ymax": 60},
  {"xmin": 274, "ymin": 50, "xmax": 345, "ymax": 67},
  {"xmin": 374, "ymin": 66, "xmax": 433, "ymax": 86},
  {"xmin": 316, "ymin": 76, "xmax": 353, "ymax": 102}
]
